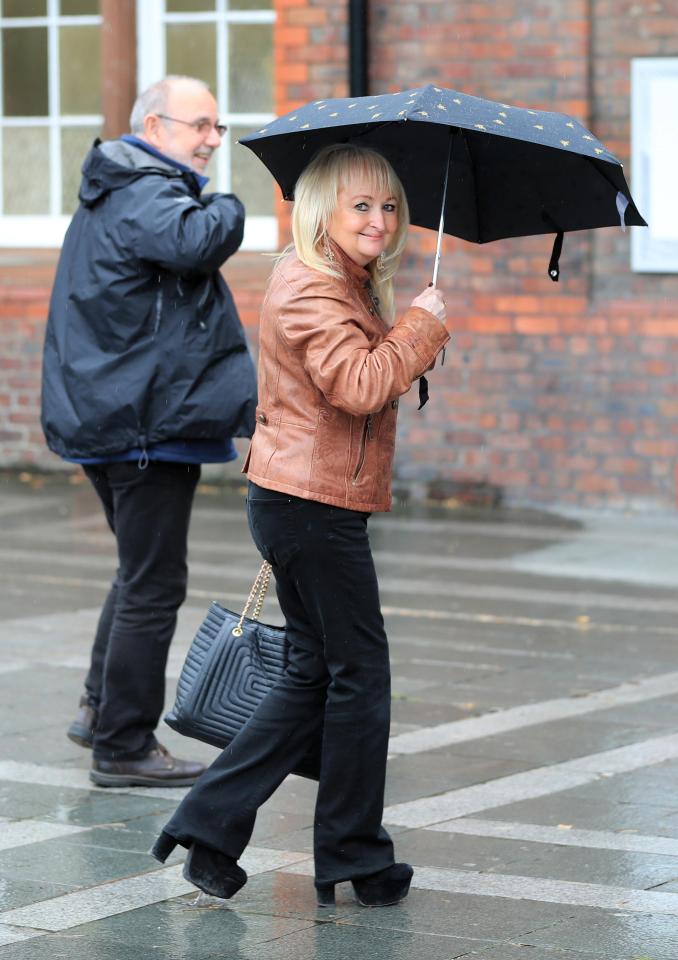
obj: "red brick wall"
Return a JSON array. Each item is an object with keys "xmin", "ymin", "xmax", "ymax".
[
  {"xmin": 363, "ymin": 0, "xmax": 678, "ymax": 511},
  {"xmin": 2, "ymin": 2, "xmax": 677, "ymax": 512},
  {"xmin": 0, "ymin": 255, "xmax": 58, "ymax": 468},
  {"xmin": 273, "ymin": 0, "xmax": 349, "ymax": 243},
  {"xmin": 0, "ymin": 252, "xmax": 271, "ymax": 471}
]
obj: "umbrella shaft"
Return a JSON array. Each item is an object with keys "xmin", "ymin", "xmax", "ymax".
[
  {"xmin": 432, "ymin": 202, "xmax": 446, "ymax": 287},
  {"xmin": 432, "ymin": 132, "xmax": 454, "ymax": 287}
]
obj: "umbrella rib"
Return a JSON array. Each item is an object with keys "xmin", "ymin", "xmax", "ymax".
[
  {"xmin": 585, "ymin": 156, "xmax": 633, "ymax": 226},
  {"xmin": 458, "ymin": 128, "xmax": 481, "ymax": 243},
  {"xmin": 468, "ymin": 128, "xmax": 482, "ymax": 243}
]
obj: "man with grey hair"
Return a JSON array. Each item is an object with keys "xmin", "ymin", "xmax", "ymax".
[{"xmin": 41, "ymin": 76, "xmax": 257, "ymax": 787}]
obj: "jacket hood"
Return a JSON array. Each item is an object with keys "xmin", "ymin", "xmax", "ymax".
[{"xmin": 78, "ymin": 139, "xmax": 180, "ymax": 207}]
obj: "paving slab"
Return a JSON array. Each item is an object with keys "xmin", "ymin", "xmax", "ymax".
[
  {"xmin": 0, "ymin": 837, "xmax": 159, "ymax": 888},
  {"xmin": 461, "ymin": 946, "xmax": 623, "ymax": 960},
  {"xmin": 0, "ymin": 877, "xmax": 72, "ymax": 912},
  {"xmin": 522, "ymin": 910, "xmax": 678, "ymax": 960},
  {"xmin": 33, "ymin": 899, "xmax": 316, "ymax": 957},
  {"xmin": 0, "ymin": 780, "xmax": 177, "ymax": 826}
]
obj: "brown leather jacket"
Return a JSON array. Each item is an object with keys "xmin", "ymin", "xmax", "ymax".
[{"xmin": 244, "ymin": 244, "xmax": 449, "ymax": 512}]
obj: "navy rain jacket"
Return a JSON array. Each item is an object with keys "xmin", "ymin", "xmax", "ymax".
[{"xmin": 42, "ymin": 138, "xmax": 257, "ymax": 459}]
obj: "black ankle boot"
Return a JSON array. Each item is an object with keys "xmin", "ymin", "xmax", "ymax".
[
  {"xmin": 315, "ymin": 881, "xmax": 337, "ymax": 907},
  {"xmin": 183, "ymin": 843, "xmax": 247, "ymax": 899},
  {"xmin": 315, "ymin": 862, "xmax": 413, "ymax": 908},
  {"xmin": 352, "ymin": 862, "xmax": 413, "ymax": 907}
]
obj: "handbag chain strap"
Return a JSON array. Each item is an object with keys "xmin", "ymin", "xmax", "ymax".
[{"xmin": 232, "ymin": 561, "xmax": 272, "ymax": 637}]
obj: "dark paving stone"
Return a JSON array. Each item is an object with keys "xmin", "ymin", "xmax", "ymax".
[
  {"xmin": 53, "ymin": 821, "xmax": 185, "ymax": 859},
  {"xmin": 523, "ymin": 910, "xmax": 678, "ymax": 960},
  {"xmin": 0, "ymin": 730, "xmax": 89, "ymax": 764},
  {"xmin": 388, "ymin": 750, "xmax": 534, "ymax": 787},
  {"xmin": 317, "ymin": 886, "xmax": 602, "ymax": 942},
  {"xmin": 35, "ymin": 898, "xmax": 315, "ymax": 959},
  {"xmin": 390, "ymin": 697, "xmax": 474, "ymax": 728},
  {"xmin": 251, "ymin": 776, "xmax": 319, "ymax": 815},
  {"xmin": 236, "ymin": 921, "xmax": 480, "ymax": 960},
  {"xmin": 443, "ymin": 719, "xmax": 668, "ymax": 767},
  {"xmin": 0, "ymin": 875, "xmax": 72, "ymax": 911},
  {"xmin": 391, "ymin": 829, "xmax": 678, "ymax": 887},
  {"xmin": 395, "ymin": 829, "xmax": 525, "ymax": 874},
  {"xmin": 484, "ymin": 795, "xmax": 678, "ymax": 837},
  {"xmin": 463, "ymin": 945, "xmax": 621, "ymax": 960},
  {"xmin": 0, "ymin": 836, "xmax": 159, "ymax": 887},
  {"xmin": 0, "ymin": 781, "xmax": 177, "ymax": 826},
  {"xmin": 250, "ymin": 809, "xmax": 314, "ymax": 845},
  {"xmin": 52, "ymin": 806, "xmax": 314, "ymax": 858},
  {"xmin": 477, "ymin": 843, "xmax": 678, "ymax": 889},
  {"xmin": 0, "ymin": 935, "xmax": 175, "ymax": 960},
  {"xmin": 386, "ymin": 757, "xmax": 512, "ymax": 805},
  {"xmin": 566, "ymin": 760, "xmax": 678, "ymax": 808},
  {"xmin": 256, "ymin": 827, "xmax": 314, "ymax": 854},
  {"xmin": 227, "ymin": 871, "xmax": 354, "ymax": 922}
]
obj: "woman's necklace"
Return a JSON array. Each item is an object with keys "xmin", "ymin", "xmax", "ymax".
[{"xmin": 365, "ymin": 282, "xmax": 382, "ymax": 320}]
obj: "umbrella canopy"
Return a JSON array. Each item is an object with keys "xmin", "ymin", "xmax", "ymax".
[{"xmin": 240, "ymin": 84, "xmax": 645, "ymax": 261}]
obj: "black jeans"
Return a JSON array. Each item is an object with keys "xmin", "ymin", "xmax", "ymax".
[
  {"xmin": 83, "ymin": 461, "xmax": 200, "ymax": 760},
  {"xmin": 160, "ymin": 482, "xmax": 395, "ymax": 884}
]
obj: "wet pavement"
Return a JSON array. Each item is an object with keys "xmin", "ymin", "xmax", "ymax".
[{"xmin": 1, "ymin": 469, "xmax": 678, "ymax": 959}]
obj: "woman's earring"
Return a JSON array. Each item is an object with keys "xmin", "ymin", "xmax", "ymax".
[
  {"xmin": 377, "ymin": 252, "xmax": 387, "ymax": 271},
  {"xmin": 322, "ymin": 233, "xmax": 334, "ymax": 262}
]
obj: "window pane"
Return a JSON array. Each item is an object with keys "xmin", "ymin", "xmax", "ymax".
[
  {"xmin": 3, "ymin": 0, "xmax": 46, "ymax": 15},
  {"xmin": 2, "ymin": 28, "xmax": 48, "ymax": 117},
  {"xmin": 229, "ymin": 0, "xmax": 272, "ymax": 8},
  {"xmin": 228, "ymin": 24, "xmax": 272, "ymax": 113},
  {"xmin": 60, "ymin": 26, "xmax": 102, "ymax": 114},
  {"xmin": 166, "ymin": 0, "xmax": 215, "ymax": 10},
  {"xmin": 61, "ymin": 125, "xmax": 100, "ymax": 214},
  {"xmin": 231, "ymin": 126, "xmax": 274, "ymax": 216},
  {"xmin": 60, "ymin": 0, "xmax": 99, "ymax": 12},
  {"xmin": 166, "ymin": 23, "xmax": 216, "ymax": 92},
  {"xmin": 2, "ymin": 127, "xmax": 50, "ymax": 214}
]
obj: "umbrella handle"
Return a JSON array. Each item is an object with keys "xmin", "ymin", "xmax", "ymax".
[{"xmin": 431, "ymin": 131, "xmax": 454, "ymax": 287}]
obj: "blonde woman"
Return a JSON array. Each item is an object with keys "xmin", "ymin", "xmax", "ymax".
[{"xmin": 152, "ymin": 144, "xmax": 449, "ymax": 908}]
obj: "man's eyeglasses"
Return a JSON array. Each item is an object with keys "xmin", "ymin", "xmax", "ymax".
[{"xmin": 156, "ymin": 114, "xmax": 228, "ymax": 138}]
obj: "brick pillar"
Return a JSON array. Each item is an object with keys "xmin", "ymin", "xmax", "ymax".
[
  {"xmin": 101, "ymin": 0, "xmax": 137, "ymax": 140},
  {"xmin": 273, "ymin": 0, "xmax": 350, "ymax": 245}
]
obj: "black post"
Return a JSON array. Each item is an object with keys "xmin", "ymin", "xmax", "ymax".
[{"xmin": 348, "ymin": 0, "xmax": 368, "ymax": 97}]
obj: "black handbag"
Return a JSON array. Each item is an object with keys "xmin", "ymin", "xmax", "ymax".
[{"xmin": 164, "ymin": 562, "xmax": 288, "ymax": 749}]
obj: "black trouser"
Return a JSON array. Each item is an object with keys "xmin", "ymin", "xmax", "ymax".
[
  {"xmin": 160, "ymin": 482, "xmax": 395, "ymax": 884},
  {"xmin": 83, "ymin": 461, "xmax": 200, "ymax": 761}
]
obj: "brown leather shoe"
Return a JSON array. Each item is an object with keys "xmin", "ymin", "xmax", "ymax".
[
  {"xmin": 67, "ymin": 696, "xmax": 97, "ymax": 748},
  {"xmin": 90, "ymin": 743, "xmax": 206, "ymax": 788}
]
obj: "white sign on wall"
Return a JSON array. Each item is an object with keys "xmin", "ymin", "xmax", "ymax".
[{"xmin": 632, "ymin": 58, "xmax": 678, "ymax": 272}]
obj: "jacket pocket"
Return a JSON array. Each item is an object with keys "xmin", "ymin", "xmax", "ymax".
[{"xmin": 351, "ymin": 414, "xmax": 373, "ymax": 485}]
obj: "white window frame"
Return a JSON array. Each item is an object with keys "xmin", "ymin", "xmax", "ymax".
[
  {"xmin": 631, "ymin": 58, "xmax": 678, "ymax": 273},
  {"xmin": 137, "ymin": 0, "xmax": 277, "ymax": 251},
  {"xmin": 0, "ymin": 0, "xmax": 103, "ymax": 247}
]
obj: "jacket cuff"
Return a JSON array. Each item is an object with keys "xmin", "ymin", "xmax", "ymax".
[{"xmin": 392, "ymin": 306, "xmax": 450, "ymax": 374}]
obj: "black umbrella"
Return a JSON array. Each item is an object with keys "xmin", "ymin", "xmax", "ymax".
[{"xmin": 240, "ymin": 83, "xmax": 646, "ymax": 281}]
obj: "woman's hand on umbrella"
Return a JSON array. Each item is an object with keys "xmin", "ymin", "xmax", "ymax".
[{"xmin": 411, "ymin": 286, "xmax": 446, "ymax": 324}]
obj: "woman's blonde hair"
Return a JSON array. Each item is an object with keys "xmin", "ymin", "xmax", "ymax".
[{"xmin": 290, "ymin": 143, "xmax": 410, "ymax": 320}]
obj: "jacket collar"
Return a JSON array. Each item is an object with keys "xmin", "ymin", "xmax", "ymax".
[
  {"xmin": 328, "ymin": 237, "xmax": 372, "ymax": 287},
  {"xmin": 120, "ymin": 135, "xmax": 209, "ymax": 191}
]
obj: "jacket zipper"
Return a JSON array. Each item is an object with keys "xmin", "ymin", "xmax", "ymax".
[
  {"xmin": 137, "ymin": 433, "xmax": 149, "ymax": 469},
  {"xmin": 352, "ymin": 414, "xmax": 373, "ymax": 484},
  {"xmin": 154, "ymin": 274, "xmax": 163, "ymax": 333}
]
